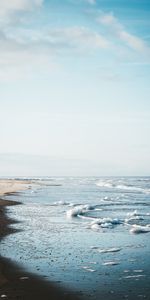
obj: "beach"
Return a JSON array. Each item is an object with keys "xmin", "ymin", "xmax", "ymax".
[
  {"xmin": 0, "ymin": 177, "xmax": 150, "ymax": 300},
  {"xmin": 1, "ymin": 0, "xmax": 149, "ymax": 298},
  {"xmin": 0, "ymin": 179, "xmax": 79, "ymax": 300}
]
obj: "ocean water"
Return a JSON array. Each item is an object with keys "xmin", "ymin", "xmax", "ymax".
[{"xmin": 1, "ymin": 177, "xmax": 150, "ymax": 299}]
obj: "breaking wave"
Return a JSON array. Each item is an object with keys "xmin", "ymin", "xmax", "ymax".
[
  {"xmin": 66, "ymin": 205, "xmax": 95, "ymax": 218},
  {"xmin": 130, "ymin": 224, "xmax": 150, "ymax": 234},
  {"xmin": 66, "ymin": 205, "xmax": 150, "ymax": 234},
  {"xmin": 96, "ymin": 179, "xmax": 150, "ymax": 194}
]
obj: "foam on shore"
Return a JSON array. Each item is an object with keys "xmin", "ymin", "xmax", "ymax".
[
  {"xmin": 97, "ymin": 248, "xmax": 122, "ymax": 254},
  {"xmin": 130, "ymin": 224, "xmax": 150, "ymax": 234}
]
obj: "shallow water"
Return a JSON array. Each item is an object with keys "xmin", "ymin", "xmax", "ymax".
[{"xmin": 1, "ymin": 177, "xmax": 150, "ymax": 299}]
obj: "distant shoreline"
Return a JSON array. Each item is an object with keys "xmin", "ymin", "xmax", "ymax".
[{"xmin": 0, "ymin": 179, "xmax": 79, "ymax": 300}]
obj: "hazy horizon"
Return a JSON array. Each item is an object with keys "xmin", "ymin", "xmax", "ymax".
[
  {"xmin": 0, "ymin": 0, "xmax": 150, "ymax": 176},
  {"xmin": 0, "ymin": 153, "xmax": 149, "ymax": 177}
]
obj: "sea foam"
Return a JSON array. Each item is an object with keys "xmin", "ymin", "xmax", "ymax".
[
  {"xmin": 97, "ymin": 248, "xmax": 121, "ymax": 253},
  {"xmin": 130, "ymin": 224, "xmax": 150, "ymax": 234},
  {"xmin": 102, "ymin": 261, "xmax": 119, "ymax": 266},
  {"xmin": 66, "ymin": 205, "xmax": 94, "ymax": 218},
  {"xmin": 90, "ymin": 217, "xmax": 122, "ymax": 230}
]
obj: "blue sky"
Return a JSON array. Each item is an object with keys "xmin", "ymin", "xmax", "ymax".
[{"xmin": 0, "ymin": 0, "xmax": 150, "ymax": 176}]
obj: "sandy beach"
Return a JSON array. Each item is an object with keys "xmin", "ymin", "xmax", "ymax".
[
  {"xmin": 0, "ymin": 179, "xmax": 32, "ymax": 196},
  {"xmin": 0, "ymin": 178, "xmax": 150, "ymax": 300},
  {"xmin": 0, "ymin": 179, "xmax": 79, "ymax": 300}
]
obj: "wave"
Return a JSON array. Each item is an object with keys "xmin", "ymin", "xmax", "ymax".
[
  {"xmin": 66, "ymin": 205, "xmax": 95, "ymax": 218},
  {"xmin": 66, "ymin": 205, "xmax": 123, "ymax": 230},
  {"xmin": 130, "ymin": 224, "xmax": 150, "ymax": 234},
  {"xmin": 125, "ymin": 210, "xmax": 150, "ymax": 224},
  {"xmin": 90, "ymin": 217, "xmax": 122, "ymax": 231},
  {"xmin": 96, "ymin": 179, "xmax": 150, "ymax": 194},
  {"xmin": 66, "ymin": 204, "xmax": 150, "ymax": 234},
  {"xmin": 96, "ymin": 180, "xmax": 114, "ymax": 188}
]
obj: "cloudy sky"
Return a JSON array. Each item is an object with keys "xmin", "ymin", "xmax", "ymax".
[{"xmin": 0, "ymin": 0, "xmax": 150, "ymax": 176}]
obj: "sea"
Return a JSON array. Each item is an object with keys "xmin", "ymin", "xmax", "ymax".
[{"xmin": 1, "ymin": 177, "xmax": 150, "ymax": 299}]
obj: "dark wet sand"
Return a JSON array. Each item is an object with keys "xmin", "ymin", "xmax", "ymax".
[{"xmin": 0, "ymin": 196, "xmax": 80, "ymax": 300}]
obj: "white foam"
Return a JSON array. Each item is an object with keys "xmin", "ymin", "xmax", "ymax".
[
  {"xmin": 125, "ymin": 216, "xmax": 144, "ymax": 223},
  {"xmin": 82, "ymin": 266, "xmax": 96, "ymax": 272},
  {"xmin": 98, "ymin": 248, "xmax": 121, "ymax": 254},
  {"xmin": 127, "ymin": 210, "xmax": 138, "ymax": 217},
  {"xmin": 125, "ymin": 210, "xmax": 147, "ymax": 223},
  {"xmin": 90, "ymin": 223, "xmax": 101, "ymax": 231},
  {"xmin": 103, "ymin": 196, "xmax": 109, "ymax": 200},
  {"xmin": 116, "ymin": 185, "xmax": 143, "ymax": 193},
  {"xmin": 102, "ymin": 261, "xmax": 119, "ymax": 266},
  {"xmin": 130, "ymin": 224, "xmax": 150, "ymax": 234},
  {"xmin": 90, "ymin": 217, "xmax": 122, "ymax": 230},
  {"xmin": 96, "ymin": 180, "xmax": 113, "ymax": 188},
  {"xmin": 78, "ymin": 214, "xmax": 94, "ymax": 221},
  {"xmin": 67, "ymin": 206, "xmax": 84, "ymax": 218},
  {"xmin": 123, "ymin": 275, "xmax": 145, "ymax": 279},
  {"xmin": 94, "ymin": 208, "xmax": 103, "ymax": 211},
  {"xmin": 124, "ymin": 270, "xmax": 130, "ymax": 273},
  {"xmin": 126, "ymin": 210, "xmax": 148, "ymax": 218},
  {"xmin": 19, "ymin": 276, "xmax": 29, "ymax": 280},
  {"xmin": 66, "ymin": 204, "xmax": 95, "ymax": 218},
  {"xmin": 101, "ymin": 222, "xmax": 113, "ymax": 228}
]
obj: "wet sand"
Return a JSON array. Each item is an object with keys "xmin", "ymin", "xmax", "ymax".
[
  {"xmin": 0, "ymin": 180, "xmax": 79, "ymax": 300},
  {"xmin": 0, "ymin": 179, "xmax": 150, "ymax": 300}
]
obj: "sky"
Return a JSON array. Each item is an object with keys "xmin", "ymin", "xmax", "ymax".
[{"xmin": 0, "ymin": 0, "xmax": 150, "ymax": 176}]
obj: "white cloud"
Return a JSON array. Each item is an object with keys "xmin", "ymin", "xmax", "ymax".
[
  {"xmin": 0, "ymin": 29, "xmax": 58, "ymax": 82},
  {"xmin": 0, "ymin": 25, "xmax": 109, "ymax": 81},
  {"xmin": 0, "ymin": 1, "xmax": 109, "ymax": 82},
  {"xmin": 46, "ymin": 27, "xmax": 109, "ymax": 50},
  {"xmin": 0, "ymin": 0, "xmax": 44, "ymax": 26},
  {"xmin": 10, "ymin": 26, "xmax": 109, "ymax": 49},
  {"xmin": 98, "ymin": 13, "xmax": 149, "ymax": 54},
  {"xmin": 0, "ymin": 0, "xmax": 43, "ymax": 15},
  {"xmin": 119, "ymin": 31, "xmax": 147, "ymax": 53}
]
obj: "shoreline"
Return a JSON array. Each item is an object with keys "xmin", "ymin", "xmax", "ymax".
[
  {"xmin": 0, "ymin": 180, "xmax": 79, "ymax": 300},
  {"xmin": 1, "ymin": 179, "xmax": 150, "ymax": 300}
]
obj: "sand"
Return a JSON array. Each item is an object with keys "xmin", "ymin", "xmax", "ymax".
[
  {"xmin": 1, "ymin": 179, "xmax": 150, "ymax": 300},
  {"xmin": 0, "ymin": 179, "xmax": 32, "ymax": 196},
  {"xmin": 0, "ymin": 179, "xmax": 79, "ymax": 300}
]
